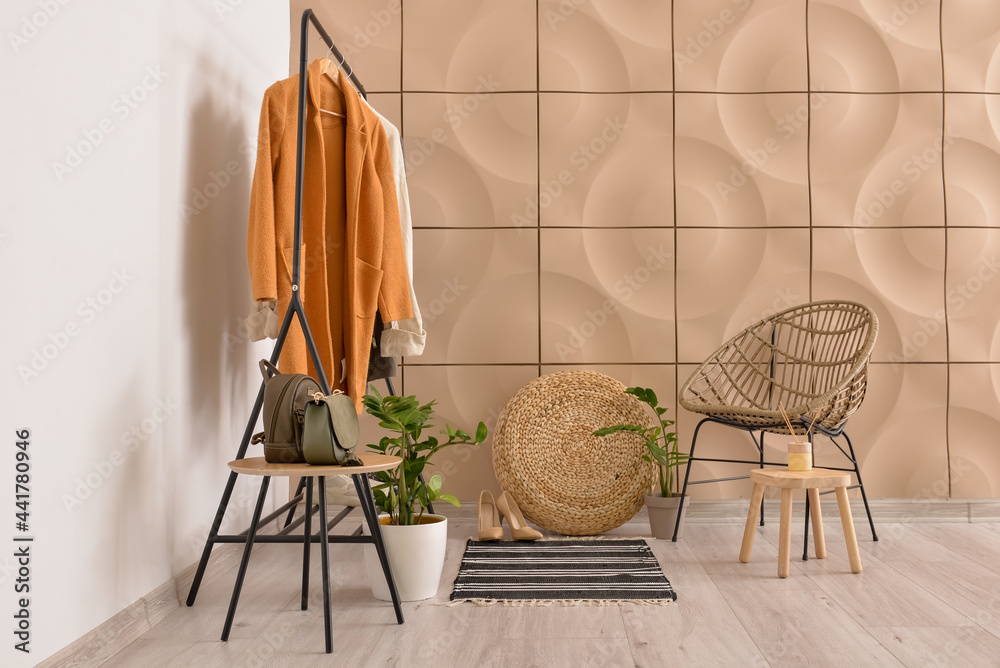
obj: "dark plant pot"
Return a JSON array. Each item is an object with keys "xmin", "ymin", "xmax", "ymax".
[{"xmin": 644, "ymin": 494, "xmax": 689, "ymax": 539}]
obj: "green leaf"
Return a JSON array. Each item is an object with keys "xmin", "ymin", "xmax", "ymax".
[
  {"xmin": 426, "ymin": 474, "xmax": 443, "ymax": 495},
  {"xmin": 437, "ymin": 493, "xmax": 460, "ymax": 507},
  {"xmin": 475, "ymin": 422, "xmax": 488, "ymax": 444}
]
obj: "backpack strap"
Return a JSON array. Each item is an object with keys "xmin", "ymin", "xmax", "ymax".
[{"xmin": 259, "ymin": 359, "xmax": 280, "ymax": 380}]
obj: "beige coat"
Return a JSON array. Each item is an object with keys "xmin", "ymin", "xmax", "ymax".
[{"xmin": 248, "ymin": 59, "xmax": 412, "ymax": 410}]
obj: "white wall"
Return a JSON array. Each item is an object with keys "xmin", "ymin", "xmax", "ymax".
[{"xmin": 0, "ymin": 1, "xmax": 288, "ymax": 664}]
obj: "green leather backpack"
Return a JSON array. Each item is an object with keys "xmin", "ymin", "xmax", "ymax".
[{"xmin": 251, "ymin": 359, "xmax": 321, "ymax": 464}]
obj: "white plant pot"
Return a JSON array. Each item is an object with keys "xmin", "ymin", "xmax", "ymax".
[{"xmin": 363, "ymin": 514, "xmax": 448, "ymax": 602}]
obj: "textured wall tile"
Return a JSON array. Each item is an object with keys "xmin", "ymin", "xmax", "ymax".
[
  {"xmin": 809, "ymin": 0, "xmax": 941, "ymax": 93},
  {"xmin": 675, "ymin": 93, "xmax": 809, "ymax": 227},
  {"xmin": 673, "ymin": 0, "xmax": 807, "ymax": 92},
  {"xmin": 412, "ymin": 229, "xmax": 538, "ymax": 364},
  {"xmin": 404, "ymin": 93, "xmax": 537, "ymax": 228},
  {"xmin": 291, "ymin": 0, "xmax": 402, "ymax": 90},
  {"xmin": 946, "ymin": 228, "xmax": 1000, "ymax": 362},
  {"xmin": 948, "ymin": 364, "xmax": 1000, "ymax": 498},
  {"xmin": 538, "ymin": 93, "xmax": 672, "ymax": 227},
  {"xmin": 676, "ymin": 228, "xmax": 810, "ymax": 363},
  {"xmin": 404, "ymin": 365, "xmax": 540, "ymax": 502},
  {"xmin": 403, "ymin": 0, "xmax": 536, "ymax": 91},
  {"xmin": 539, "ymin": 0, "xmax": 672, "ymax": 91},
  {"xmin": 943, "ymin": 94, "xmax": 1000, "ymax": 227},
  {"xmin": 540, "ymin": 229, "xmax": 674, "ymax": 364},
  {"xmin": 541, "ymin": 364, "xmax": 676, "ymax": 404},
  {"xmin": 812, "ymin": 228, "xmax": 946, "ymax": 364},
  {"xmin": 367, "ymin": 93, "xmax": 402, "ymax": 128},
  {"xmin": 942, "ymin": 1, "xmax": 1000, "ymax": 92},
  {"xmin": 829, "ymin": 363, "xmax": 949, "ymax": 499},
  {"xmin": 811, "ymin": 93, "xmax": 945, "ymax": 227}
]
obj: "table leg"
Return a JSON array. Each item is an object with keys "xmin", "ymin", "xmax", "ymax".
[
  {"xmin": 808, "ymin": 488, "xmax": 826, "ymax": 559},
  {"xmin": 740, "ymin": 482, "xmax": 765, "ymax": 563},
  {"xmin": 301, "ymin": 476, "xmax": 313, "ymax": 611},
  {"xmin": 354, "ymin": 474, "xmax": 404, "ymax": 624},
  {"xmin": 318, "ymin": 476, "xmax": 333, "ymax": 653},
  {"xmin": 778, "ymin": 488, "xmax": 792, "ymax": 578},
  {"xmin": 835, "ymin": 486, "xmax": 863, "ymax": 574},
  {"xmin": 221, "ymin": 476, "xmax": 270, "ymax": 641}
]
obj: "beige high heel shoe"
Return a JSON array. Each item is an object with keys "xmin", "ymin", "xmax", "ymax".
[
  {"xmin": 496, "ymin": 491, "xmax": 542, "ymax": 541},
  {"xmin": 478, "ymin": 491, "xmax": 503, "ymax": 541}
]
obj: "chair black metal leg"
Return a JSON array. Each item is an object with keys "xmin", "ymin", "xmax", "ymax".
[
  {"xmin": 318, "ymin": 476, "xmax": 333, "ymax": 653},
  {"xmin": 757, "ymin": 431, "xmax": 765, "ymax": 527},
  {"xmin": 353, "ymin": 473, "xmax": 404, "ymax": 624},
  {"xmin": 301, "ymin": 477, "xmax": 313, "ymax": 611},
  {"xmin": 284, "ymin": 476, "xmax": 308, "ymax": 528},
  {"xmin": 221, "ymin": 476, "xmax": 270, "ymax": 641},
  {"xmin": 842, "ymin": 431, "xmax": 878, "ymax": 541},
  {"xmin": 672, "ymin": 418, "xmax": 708, "ymax": 542},
  {"xmin": 802, "ymin": 491, "xmax": 810, "ymax": 561}
]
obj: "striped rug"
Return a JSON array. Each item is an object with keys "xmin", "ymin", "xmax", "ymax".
[{"xmin": 449, "ymin": 539, "xmax": 676, "ymax": 605}]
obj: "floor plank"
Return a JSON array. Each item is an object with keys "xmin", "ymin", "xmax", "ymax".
[
  {"xmin": 911, "ymin": 524, "xmax": 1000, "ymax": 574},
  {"xmin": 500, "ymin": 638, "xmax": 635, "ymax": 668},
  {"xmin": 867, "ymin": 626, "xmax": 1000, "ymax": 668}
]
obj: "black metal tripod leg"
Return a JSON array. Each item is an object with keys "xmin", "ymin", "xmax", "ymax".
[
  {"xmin": 302, "ymin": 477, "xmax": 313, "ymax": 611},
  {"xmin": 284, "ymin": 477, "xmax": 308, "ymax": 528},
  {"xmin": 758, "ymin": 431, "xmax": 766, "ymax": 527},
  {"xmin": 188, "ymin": 469, "xmax": 239, "ymax": 606},
  {"xmin": 672, "ymin": 419, "xmax": 706, "ymax": 542},
  {"xmin": 354, "ymin": 474, "xmax": 404, "ymax": 623},
  {"xmin": 221, "ymin": 476, "xmax": 270, "ymax": 641},
  {"xmin": 802, "ymin": 491, "xmax": 810, "ymax": 561},
  {"xmin": 843, "ymin": 432, "xmax": 878, "ymax": 541},
  {"xmin": 318, "ymin": 476, "xmax": 333, "ymax": 654}
]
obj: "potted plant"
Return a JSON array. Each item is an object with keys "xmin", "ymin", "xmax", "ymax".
[
  {"xmin": 593, "ymin": 387, "xmax": 690, "ymax": 539},
  {"xmin": 361, "ymin": 385, "xmax": 487, "ymax": 601}
]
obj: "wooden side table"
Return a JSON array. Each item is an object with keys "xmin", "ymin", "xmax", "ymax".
[
  {"xmin": 739, "ymin": 467, "xmax": 862, "ymax": 578},
  {"xmin": 221, "ymin": 454, "xmax": 403, "ymax": 653}
]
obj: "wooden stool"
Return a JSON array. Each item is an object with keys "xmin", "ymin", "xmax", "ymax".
[
  {"xmin": 739, "ymin": 468, "xmax": 862, "ymax": 578},
  {"xmin": 222, "ymin": 454, "xmax": 402, "ymax": 653}
]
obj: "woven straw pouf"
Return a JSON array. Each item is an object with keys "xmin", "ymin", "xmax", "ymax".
[{"xmin": 492, "ymin": 370, "xmax": 654, "ymax": 536}]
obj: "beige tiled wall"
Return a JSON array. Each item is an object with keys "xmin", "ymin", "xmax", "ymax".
[{"xmin": 291, "ymin": 0, "xmax": 1000, "ymax": 501}]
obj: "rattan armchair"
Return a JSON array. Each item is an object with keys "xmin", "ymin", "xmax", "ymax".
[{"xmin": 673, "ymin": 301, "xmax": 879, "ymax": 546}]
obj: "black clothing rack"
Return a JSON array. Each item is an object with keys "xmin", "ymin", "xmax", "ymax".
[{"xmin": 185, "ymin": 9, "xmax": 406, "ymax": 653}]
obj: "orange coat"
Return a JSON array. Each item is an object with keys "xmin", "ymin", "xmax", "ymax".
[{"xmin": 248, "ymin": 59, "xmax": 413, "ymax": 411}]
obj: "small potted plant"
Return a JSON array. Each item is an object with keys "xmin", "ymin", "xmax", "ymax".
[
  {"xmin": 361, "ymin": 386, "xmax": 487, "ymax": 601},
  {"xmin": 593, "ymin": 387, "xmax": 690, "ymax": 539}
]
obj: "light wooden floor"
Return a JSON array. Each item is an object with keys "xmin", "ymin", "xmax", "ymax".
[{"xmin": 97, "ymin": 509, "xmax": 1000, "ymax": 667}]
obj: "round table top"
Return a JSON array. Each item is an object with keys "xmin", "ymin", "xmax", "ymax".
[
  {"xmin": 749, "ymin": 467, "xmax": 851, "ymax": 489},
  {"xmin": 228, "ymin": 454, "xmax": 401, "ymax": 477}
]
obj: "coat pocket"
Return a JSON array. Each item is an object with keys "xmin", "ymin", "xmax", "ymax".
[
  {"xmin": 354, "ymin": 258, "xmax": 384, "ymax": 318},
  {"xmin": 280, "ymin": 244, "xmax": 306, "ymax": 301}
]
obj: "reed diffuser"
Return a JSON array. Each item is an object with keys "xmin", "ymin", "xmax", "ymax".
[{"xmin": 778, "ymin": 403, "xmax": 821, "ymax": 471}]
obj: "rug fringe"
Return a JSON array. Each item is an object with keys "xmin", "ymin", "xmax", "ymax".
[{"xmin": 440, "ymin": 598, "xmax": 676, "ymax": 608}]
